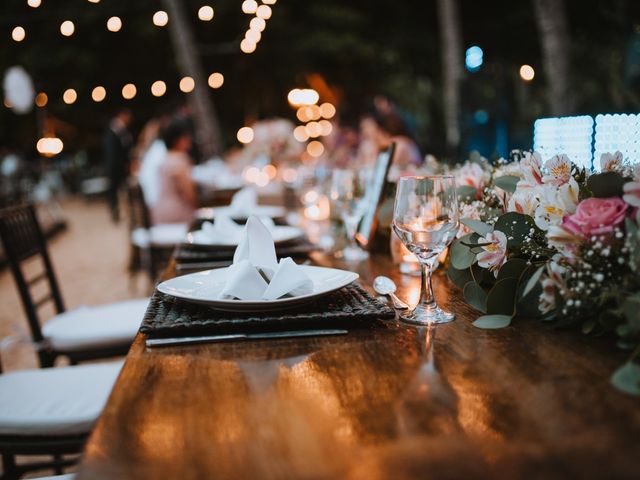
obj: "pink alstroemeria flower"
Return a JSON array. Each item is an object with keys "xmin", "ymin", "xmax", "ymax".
[{"xmin": 476, "ymin": 230, "xmax": 508, "ymax": 276}]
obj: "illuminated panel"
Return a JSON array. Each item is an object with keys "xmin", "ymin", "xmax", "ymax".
[
  {"xmin": 593, "ymin": 113, "xmax": 640, "ymax": 171},
  {"xmin": 533, "ymin": 115, "xmax": 594, "ymax": 170}
]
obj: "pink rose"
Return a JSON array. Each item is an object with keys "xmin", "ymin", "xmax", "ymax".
[{"xmin": 562, "ymin": 197, "xmax": 627, "ymax": 237}]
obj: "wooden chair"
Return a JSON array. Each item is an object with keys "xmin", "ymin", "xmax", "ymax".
[
  {"xmin": 0, "ymin": 352, "xmax": 122, "ymax": 480},
  {"xmin": 126, "ymin": 179, "xmax": 186, "ymax": 283},
  {"xmin": 0, "ymin": 204, "xmax": 148, "ymax": 368}
]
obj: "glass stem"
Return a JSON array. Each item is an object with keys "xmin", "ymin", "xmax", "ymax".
[
  {"xmin": 419, "ymin": 261, "xmax": 435, "ymax": 308},
  {"xmin": 343, "ymin": 216, "xmax": 359, "ymax": 249}
]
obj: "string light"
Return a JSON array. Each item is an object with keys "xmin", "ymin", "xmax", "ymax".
[
  {"xmin": 241, "ymin": 0, "xmax": 258, "ymax": 14},
  {"xmin": 153, "ymin": 11, "xmax": 169, "ymax": 27},
  {"xmin": 91, "ymin": 86, "xmax": 106, "ymax": 102},
  {"xmin": 62, "ymin": 88, "xmax": 77, "ymax": 104},
  {"xmin": 240, "ymin": 39, "xmax": 256, "ymax": 54},
  {"xmin": 60, "ymin": 20, "xmax": 75, "ymax": 37},
  {"xmin": 293, "ymin": 125, "xmax": 309, "ymax": 142},
  {"xmin": 107, "ymin": 16, "xmax": 122, "ymax": 32},
  {"xmin": 122, "ymin": 83, "xmax": 136, "ymax": 100},
  {"xmin": 35, "ymin": 92, "xmax": 48, "ymax": 107},
  {"xmin": 36, "ymin": 137, "xmax": 64, "ymax": 157},
  {"xmin": 263, "ymin": 0, "xmax": 277, "ymax": 4},
  {"xmin": 12, "ymin": 27, "xmax": 26, "ymax": 42},
  {"xmin": 519, "ymin": 64, "xmax": 535, "ymax": 81},
  {"xmin": 245, "ymin": 29, "xmax": 261, "ymax": 43},
  {"xmin": 208, "ymin": 72, "xmax": 224, "ymax": 89},
  {"xmin": 237, "ymin": 127, "xmax": 254, "ymax": 144},
  {"xmin": 151, "ymin": 80, "xmax": 166, "ymax": 97},
  {"xmin": 319, "ymin": 102, "xmax": 336, "ymax": 119},
  {"xmin": 307, "ymin": 141, "xmax": 324, "ymax": 157},
  {"xmin": 288, "ymin": 89, "xmax": 319, "ymax": 106},
  {"xmin": 249, "ymin": 17, "xmax": 266, "ymax": 32},
  {"xmin": 256, "ymin": 5, "xmax": 272, "ymax": 19},
  {"xmin": 319, "ymin": 120, "xmax": 333, "ymax": 136},
  {"xmin": 179, "ymin": 76, "xmax": 195, "ymax": 93},
  {"xmin": 27, "ymin": 0, "xmax": 41, "ymax": 8},
  {"xmin": 198, "ymin": 6, "xmax": 214, "ymax": 21},
  {"xmin": 305, "ymin": 121, "xmax": 321, "ymax": 138},
  {"xmin": 87, "ymin": 0, "xmax": 100, "ymax": 3}
]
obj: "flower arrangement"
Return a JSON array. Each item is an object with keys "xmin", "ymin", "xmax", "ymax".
[{"xmin": 447, "ymin": 150, "xmax": 640, "ymax": 395}]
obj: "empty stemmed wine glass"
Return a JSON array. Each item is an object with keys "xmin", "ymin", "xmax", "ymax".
[
  {"xmin": 330, "ymin": 169, "xmax": 371, "ymax": 261},
  {"xmin": 393, "ymin": 176, "xmax": 459, "ymax": 324}
]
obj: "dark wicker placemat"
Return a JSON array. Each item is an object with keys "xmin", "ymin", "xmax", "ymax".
[
  {"xmin": 174, "ymin": 239, "xmax": 318, "ymax": 263},
  {"xmin": 140, "ymin": 283, "xmax": 395, "ymax": 338}
]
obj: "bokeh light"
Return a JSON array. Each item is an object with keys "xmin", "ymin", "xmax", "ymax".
[
  {"xmin": 519, "ymin": 64, "xmax": 535, "ymax": 81},
  {"xmin": 179, "ymin": 76, "xmax": 195, "ymax": 93},
  {"xmin": 307, "ymin": 141, "xmax": 324, "ymax": 157},
  {"xmin": 293, "ymin": 125, "xmax": 309, "ymax": 142},
  {"xmin": 27, "ymin": 0, "xmax": 41, "ymax": 7},
  {"xmin": 208, "ymin": 72, "xmax": 224, "ymax": 89},
  {"xmin": 320, "ymin": 103, "xmax": 336, "ymax": 119},
  {"xmin": 153, "ymin": 11, "xmax": 169, "ymax": 27},
  {"xmin": 305, "ymin": 121, "xmax": 322, "ymax": 138},
  {"xmin": 319, "ymin": 119, "xmax": 333, "ymax": 136},
  {"xmin": 198, "ymin": 6, "xmax": 214, "ymax": 21},
  {"xmin": 250, "ymin": 17, "xmax": 266, "ymax": 32},
  {"xmin": 63, "ymin": 88, "xmax": 77, "ymax": 104},
  {"xmin": 36, "ymin": 137, "xmax": 63, "ymax": 157},
  {"xmin": 107, "ymin": 16, "xmax": 122, "ymax": 32},
  {"xmin": 240, "ymin": 39, "xmax": 256, "ymax": 54},
  {"xmin": 91, "ymin": 86, "xmax": 106, "ymax": 102},
  {"xmin": 11, "ymin": 26, "xmax": 26, "ymax": 42},
  {"xmin": 287, "ymin": 88, "xmax": 319, "ymax": 106},
  {"xmin": 35, "ymin": 92, "xmax": 48, "ymax": 107},
  {"xmin": 256, "ymin": 5, "xmax": 272, "ymax": 19},
  {"xmin": 263, "ymin": 0, "xmax": 277, "ymax": 4},
  {"xmin": 122, "ymin": 83, "xmax": 137, "ymax": 100},
  {"xmin": 245, "ymin": 29, "xmax": 261, "ymax": 43},
  {"xmin": 60, "ymin": 20, "xmax": 75, "ymax": 37},
  {"xmin": 151, "ymin": 80, "xmax": 167, "ymax": 97},
  {"xmin": 241, "ymin": 0, "xmax": 258, "ymax": 14},
  {"xmin": 237, "ymin": 126, "xmax": 254, "ymax": 144}
]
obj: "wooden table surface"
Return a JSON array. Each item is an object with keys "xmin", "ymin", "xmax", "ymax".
[{"xmin": 77, "ymin": 253, "xmax": 640, "ymax": 480}]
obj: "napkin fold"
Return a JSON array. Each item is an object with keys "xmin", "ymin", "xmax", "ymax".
[
  {"xmin": 199, "ymin": 215, "xmax": 244, "ymax": 244},
  {"xmin": 229, "ymin": 187, "xmax": 258, "ymax": 215},
  {"xmin": 219, "ymin": 216, "xmax": 313, "ymax": 301}
]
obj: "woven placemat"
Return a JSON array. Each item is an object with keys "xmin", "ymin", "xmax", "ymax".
[
  {"xmin": 174, "ymin": 240, "xmax": 318, "ymax": 263},
  {"xmin": 140, "ymin": 283, "xmax": 395, "ymax": 338}
]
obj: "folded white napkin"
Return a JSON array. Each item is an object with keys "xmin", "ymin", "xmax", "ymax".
[
  {"xmin": 219, "ymin": 216, "xmax": 313, "ymax": 300},
  {"xmin": 229, "ymin": 187, "xmax": 258, "ymax": 215},
  {"xmin": 198, "ymin": 215, "xmax": 244, "ymax": 244}
]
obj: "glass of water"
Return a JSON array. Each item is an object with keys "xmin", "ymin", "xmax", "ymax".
[
  {"xmin": 393, "ymin": 175, "xmax": 459, "ymax": 324},
  {"xmin": 330, "ymin": 169, "xmax": 371, "ymax": 261}
]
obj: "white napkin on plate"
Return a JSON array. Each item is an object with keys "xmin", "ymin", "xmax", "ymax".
[
  {"xmin": 219, "ymin": 216, "xmax": 313, "ymax": 300},
  {"xmin": 229, "ymin": 187, "xmax": 258, "ymax": 215},
  {"xmin": 198, "ymin": 215, "xmax": 244, "ymax": 244}
]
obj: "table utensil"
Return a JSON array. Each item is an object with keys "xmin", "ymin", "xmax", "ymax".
[
  {"xmin": 373, "ymin": 276, "xmax": 409, "ymax": 310},
  {"xmin": 145, "ymin": 329, "xmax": 349, "ymax": 348},
  {"xmin": 393, "ymin": 176, "xmax": 459, "ymax": 325}
]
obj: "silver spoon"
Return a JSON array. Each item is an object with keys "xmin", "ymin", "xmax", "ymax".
[{"xmin": 373, "ymin": 276, "xmax": 409, "ymax": 310}]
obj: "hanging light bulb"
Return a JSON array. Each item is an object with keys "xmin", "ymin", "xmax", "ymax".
[
  {"xmin": 198, "ymin": 6, "xmax": 214, "ymax": 21},
  {"xmin": 107, "ymin": 16, "xmax": 122, "ymax": 32},
  {"xmin": 153, "ymin": 11, "xmax": 169, "ymax": 27}
]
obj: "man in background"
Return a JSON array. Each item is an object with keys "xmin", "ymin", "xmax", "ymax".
[{"xmin": 104, "ymin": 108, "xmax": 133, "ymax": 222}]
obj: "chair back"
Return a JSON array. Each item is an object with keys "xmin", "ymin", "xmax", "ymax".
[
  {"xmin": 0, "ymin": 204, "xmax": 65, "ymax": 344},
  {"xmin": 126, "ymin": 178, "xmax": 152, "ymax": 232}
]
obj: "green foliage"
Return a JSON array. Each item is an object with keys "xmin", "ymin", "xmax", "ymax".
[
  {"xmin": 447, "ymin": 264, "xmax": 473, "ymax": 289},
  {"xmin": 611, "ymin": 362, "xmax": 640, "ymax": 396},
  {"xmin": 494, "ymin": 175, "xmax": 520, "ymax": 193},
  {"xmin": 473, "ymin": 314, "xmax": 512, "ymax": 329},
  {"xmin": 450, "ymin": 234, "xmax": 476, "ymax": 270},
  {"xmin": 486, "ymin": 278, "xmax": 519, "ymax": 316},
  {"xmin": 587, "ymin": 172, "xmax": 626, "ymax": 198},
  {"xmin": 457, "ymin": 186, "xmax": 477, "ymax": 203},
  {"xmin": 494, "ymin": 212, "xmax": 538, "ymax": 249},
  {"xmin": 463, "ymin": 281, "xmax": 487, "ymax": 313},
  {"xmin": 460, "ymin": 219, "xmax": 493, "ymax": 237}
]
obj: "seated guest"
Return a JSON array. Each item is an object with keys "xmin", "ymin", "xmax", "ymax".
[{"xmin": 151, "ymin": 117, "xmax": 198, "ymax": 224}]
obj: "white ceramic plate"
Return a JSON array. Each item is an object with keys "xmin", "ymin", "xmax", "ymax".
[
  {"xmin": 186, "ymin": 226, "xmax": 303, "ymax": 247},
  {"xmin": 195, "ymin": 205, "xmax": 287, "ymax": 221},
  {"xmin": 157, "ymin": 265, "xmax": 359, "ymax": 312}
]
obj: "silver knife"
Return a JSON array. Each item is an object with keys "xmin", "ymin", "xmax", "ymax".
[{"xmin": 145, "ymin": 329, "xmax": 348, "ymax": 348}]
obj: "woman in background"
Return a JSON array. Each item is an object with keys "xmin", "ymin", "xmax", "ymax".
[{"xmin": 150, "ymin": 117, "xmax": 198, "ymax": 224}]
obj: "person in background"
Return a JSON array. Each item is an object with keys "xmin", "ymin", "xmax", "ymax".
[
  {"xmin": 150, "ymin": 117, "xmax": 198, "ymax": 225},
  {"xmin": 136, "ymin": 115, "xmax": 169, "ymax": 208},
  {"xmin": 104, "ymin": 108, "xmax": 133, "ymax": 222},
  {"xmin": 359, "ymin": 97, "xmax": 423, "ymax": 169}
]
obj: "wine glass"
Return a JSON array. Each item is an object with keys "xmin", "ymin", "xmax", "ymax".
[
  {"xmin": 330, "ymin": 169, "xmax": 371, "ymax": 261},
  {"xmin": 393, "ymin": 176, "xmax": 459, "ymax": 324}
]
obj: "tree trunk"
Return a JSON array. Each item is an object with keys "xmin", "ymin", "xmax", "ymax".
[
  {"xmin": 162, "ymin": 0, "xmax": 223, "ymax": 157},
  {"xmin": 437, "ymin": 0, "xmax": 463, "ymax": 160},
  {"xmin": 532, "ymin": 0, "xmax": 573, "ymax": 116}
]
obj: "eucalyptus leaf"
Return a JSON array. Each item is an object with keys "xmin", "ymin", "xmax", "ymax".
[
  {"xmin": 497, "ymin": 258, "xmax": 528, "ymax": 281},
  {"xmin": 522, "ymin": 265, "xmax": 545, "ymax": 297},
  {"xmin": 472, "ymin": 314, "xmax": 512, "ymax": 329},
  {"xmin": 494, "ymin": 175, "xmax": 520, "ymax": 193},
  {"xmin": 463, "ymin": 281, "xmax": 488, "ymax": 313},
  {"xmin": 447, "ymin": 264, "xmax": 474, "ymax": 289},
  {"xmin": 460, "ymin": 219, "xmax": 493, "ymax": 237},
  {"xmin": 457, "ymin": 185, "xmax": 477, "ymax": 203},
  {"xmin": 587, "ymin": 172, "xmax": 625, "ymax": 198},
  {"xmin": 622, "ymin": 295, "xmax": 640, "ymax": 329},
  {"xmin": 486, "ymin": 278, "xmax": 519, "ymax": 316},
  {"xmin": 611, "ymin": 362, "xmax": 640, "ymax": 396},
  {"xmin": 494, "ymin": 212, "xmax": 536, "ymax": 249},
  {"xmin": 450, "ymin": 235, "xmax": 476, "ymax": 270}
]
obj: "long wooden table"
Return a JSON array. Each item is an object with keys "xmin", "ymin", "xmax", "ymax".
[{"xmin": 76, "ymin": 253, "xmax": 640, "ymax": 479}]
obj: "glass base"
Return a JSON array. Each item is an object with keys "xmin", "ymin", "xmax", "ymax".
[
  {"xmin": 335, "ymin": 245, "xmax": 369, "ymax": 262},
  {"xmin": 399, "ymin": 304, "xmax": 455, "ymax": 325}
]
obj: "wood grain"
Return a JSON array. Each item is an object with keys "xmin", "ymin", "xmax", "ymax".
[{"xmin": 76, "ymin": 253, "xmax": 640, "ymax": 480}]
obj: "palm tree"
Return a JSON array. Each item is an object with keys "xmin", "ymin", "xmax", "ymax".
[
  {"xmin": 532, "ymin": 0, "xmax": 573, "ymax": 116},
  {"xmin": 437, "ymin": 0, "xmax": 464, "ymax": 160},
  {"xmin": 162, "ymin": 0, "xmax": 223, "ymax": 156}
]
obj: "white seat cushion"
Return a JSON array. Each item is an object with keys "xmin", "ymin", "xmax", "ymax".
[
  {"xmin": 131, "ymin": 223, "xmax": 187, "ymax": 248},
  {"xmin": 42, "ymin": 298, "xmax": 149, "ymax": 352},
  {"xmin": 0, "ymin": 361, "xmax": 123, "ymax": 436}
]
